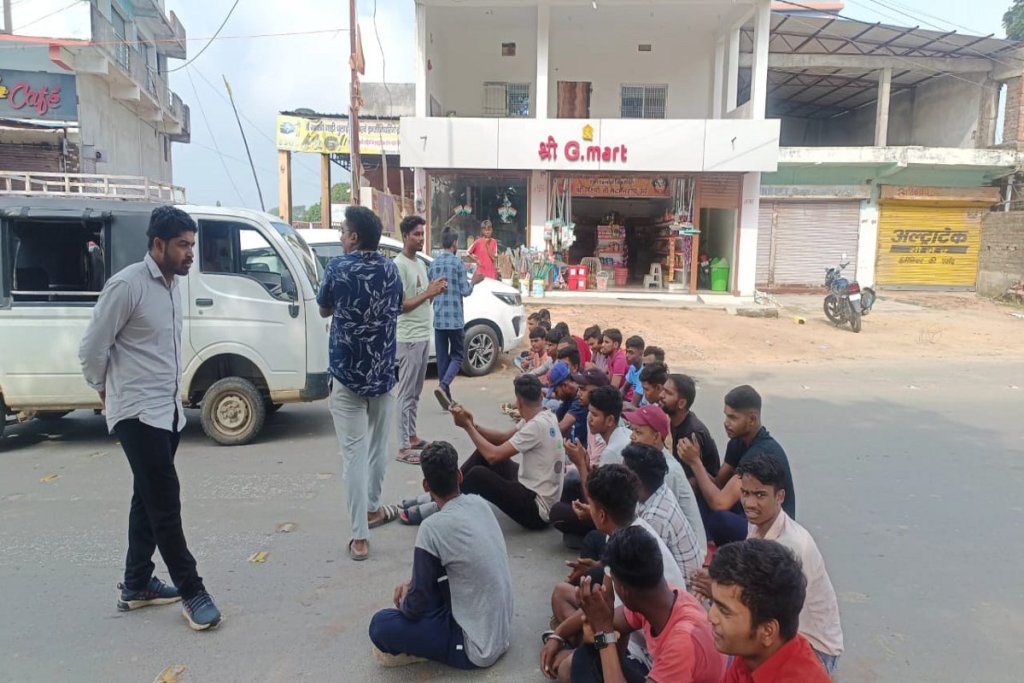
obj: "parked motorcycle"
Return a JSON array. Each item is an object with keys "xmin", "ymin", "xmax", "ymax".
[{"xmin": 823, "ymin": 257, "xmax": 876, "ymax": 333}]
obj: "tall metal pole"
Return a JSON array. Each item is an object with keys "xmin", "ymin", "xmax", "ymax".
[
  {"xmin": 223, "ymin": 76, "xmax": 265, "ymax": 211},
  {"xmin": 349, "ymin": 0, "xmax": 362, "ymax": 206}
]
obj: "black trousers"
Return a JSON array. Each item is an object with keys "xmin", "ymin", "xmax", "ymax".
[
  {"xmin": 114, "ymin": 416, "xmax": 204, "ymax": 600},
  {"xmin": 549, "ymin": 475, "xmax": 597, "ymax": 538},
  {"xmin": 460, "ymin": 450, "xmax": 548, "ymax": 530},
  {"xmin": 570, "ymin": 644, "xmax": 649, "ymax": 683}
]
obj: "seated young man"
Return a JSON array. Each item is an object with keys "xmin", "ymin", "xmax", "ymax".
[
  {"xmin": 450, "ymin": 374, "xmax": 564, "ymax": 530},
  {"xmin": 369, "ymin": 442, "xmax": 513, "ymax": 670},
  {"xmin": 584, "ymin": 325, "xmax": 604, "ymax": 370},
  {"xmin": 642, "ymin": 345, "xmax": 665, "ymax": 366},
  {"xmin": 599, "ymin": 328, "xmax": 630, "ymax": 391},
  {"xmin": 689, "ymin": 454, "xmax": 843, "ymax": 673},
  {"xmin": 551, "ymin": 362, "xmax": 587, "ymax": 444},
  {"xmin": 570, "ymin": 526, "xmax": 726, "ymax": 683},
  {"xmin": 517, "ymin": 326, "xmax": 550, "ymax": 373},
  {"xmin": 542, "ymin": 465, "xmax": 686, "ymax": 683},
  {"xmin": 623, "ymin": 403, "xmax": 707, "ymax": 562},
  {"xmin": 637, "ymin": 361, "xmax": 668, "ymax": 408},
  {"xmin": 557, "ymin": 345, "xmax": 582, "ymax": 375},
  {"xmin": 623, "ymin": 335, "xmax": 646, "ymax": 406},
  {"xmin": 677, "ymin": 385, "xmax": 795, "ymax": 546},
  {"xmin": 621, "ymin": 443, "xmax": 702, "ymax": 582},
  {"xmin": 708, "ymin": 539, "xmax": 831, "ymax": 682},
  {"xmin": 661, "ymin": 374, "xmax": 720, "ymax": 485}
]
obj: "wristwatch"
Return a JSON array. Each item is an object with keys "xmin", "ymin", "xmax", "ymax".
[{"xmin": 594, "ymin": 631, "xmax": 619, "ymax": 650}]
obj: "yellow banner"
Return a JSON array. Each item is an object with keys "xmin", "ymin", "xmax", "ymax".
[{"xmin": 275, "ymin": 115, "xmax": 399, "ymax": 155}]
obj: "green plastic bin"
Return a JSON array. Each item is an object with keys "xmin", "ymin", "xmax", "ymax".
[{"xmin": 710, "ymin": 258, "xmax": 730, "ymax": 292}]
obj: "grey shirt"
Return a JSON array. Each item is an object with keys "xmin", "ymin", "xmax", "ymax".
[
  {"xmin": 415, "ymin": 494, "xmax": 513, "ymax": 667},
  {"xmin": 79, "ymin": 254, "xmax": 185, "ymax": 434}
]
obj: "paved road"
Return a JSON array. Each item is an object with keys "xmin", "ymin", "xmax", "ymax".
[{"xmin": 2, "ymin": 359, "xmax": 1022, "ymax": 682}]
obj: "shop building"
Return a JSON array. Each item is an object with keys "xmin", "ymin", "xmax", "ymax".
[
  {"xmin": 0, "ymin": 0, "xmax": 190, "ymax": 182},
  {"xmin": 401, "ymin": 0, "xmax": 782, "ymax": 296}
]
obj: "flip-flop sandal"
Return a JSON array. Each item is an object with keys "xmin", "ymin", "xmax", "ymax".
[
  {"xmin": 348, "ymin": 539, "xmax": 368, "ymax": 561},
  {"xmin": 500, "ymin": 402, "xmax": 517, "ymax": 415},
  {"xmin": 408, "ymin": 438, "xmax": 430, "ymax": 450},
  {"xmin": 399, "ymin": 505, "xmax": 425, "ymax": 526},
  {"xmin": 395, "ymin": 450, "xmax": 421, "ymax": 465},
  {"xmin": 368, "ymin": 504, "xmax": 400, "ymax": 529}
]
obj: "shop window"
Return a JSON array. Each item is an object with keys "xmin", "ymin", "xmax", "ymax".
[
  {"xmin": 428, "ymin": 173, "xmax": 528, "ymax": 253},
  {"xmin": 483, "ymin": 82, "xmax": 530, "ymax": 118},
  {"xmin": 199, "ymin": 219, "xmax": 295, "ymax": 301},
  {"xmin": 4, "ymin": 219, "xmax": 108, "ymax": 305},
  {"xmin": 621, "ymin": 84, "xmax": 667, "ymax": 119}
]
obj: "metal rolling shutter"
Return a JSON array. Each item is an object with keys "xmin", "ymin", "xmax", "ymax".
[
  {"xmin": 771, "ymin": 201, "xmax": 861, "ymax": 287},
  {"xmin": 699, "ymin": 174, "xmax": 742, "ymax": 209},
  {"xmin": 756, "ymin": 202, "xmax": 774, "ymax": 286},
  {"xmin": 875, "ymin": 204, "xmax": 982, "ymax": 288}
]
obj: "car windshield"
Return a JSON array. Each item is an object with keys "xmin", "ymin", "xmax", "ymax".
[{"xmin": 271, "ymin": 222, "xmax": 321, "ymax": 288}]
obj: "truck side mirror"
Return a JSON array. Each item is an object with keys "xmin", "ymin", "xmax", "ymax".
[{"xmin": 281, "ymin": 271, "xmax": 298, "ymax": 301}]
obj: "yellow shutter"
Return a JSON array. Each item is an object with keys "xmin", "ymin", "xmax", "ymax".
[{"xmin": 875, "ymin": 204, "xmax": 982, "ymax": 288}]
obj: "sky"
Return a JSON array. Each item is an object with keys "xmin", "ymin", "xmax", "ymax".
[{"xmin": 166, "ymin": 0, "xmax": 1010, "ymax": 211}]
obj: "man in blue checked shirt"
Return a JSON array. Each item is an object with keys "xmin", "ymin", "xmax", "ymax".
[{"xmin": 429, "ymin": 228, "xmax": 485, "ymax": 403}]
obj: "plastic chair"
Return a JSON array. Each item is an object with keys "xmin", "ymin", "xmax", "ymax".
[{"xmin": 643, "ymin": 263, "xmax": 663, "ymax": 289}]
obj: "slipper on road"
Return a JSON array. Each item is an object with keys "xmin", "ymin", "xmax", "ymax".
[
  {"xmin": 348, "ymin": 539, "xmax": 369, "ymax": 561},
  {"xmin": 368, "ymin": 504, "xmax": 401, "ymax": 529}
]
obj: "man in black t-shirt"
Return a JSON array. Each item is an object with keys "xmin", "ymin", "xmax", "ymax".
[
  {"xmin": 661, "ymin": 374, "xmax": 721, "ymax": 481},
  {"xmin": 677, "ymin": 385, "xmax": 796, "ymax": 547}
]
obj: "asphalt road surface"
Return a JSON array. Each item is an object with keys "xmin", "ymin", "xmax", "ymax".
[{"xmin": 2, "ymin": 358, "xmax": 1022, "ymax": 682}]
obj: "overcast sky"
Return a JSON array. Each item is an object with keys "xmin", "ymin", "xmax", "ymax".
[{"xmin": 165, "ymin": 0, "xmax": 1008, "ymax": 211}]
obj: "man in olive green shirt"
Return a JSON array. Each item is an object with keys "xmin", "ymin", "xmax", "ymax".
[{"xmin": 394, "ymin": 216, "xmax": 446, "ymax": 462}]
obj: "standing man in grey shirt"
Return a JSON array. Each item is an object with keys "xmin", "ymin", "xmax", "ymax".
[
  {"xmin": 369, "ymin": 441, "xmax": 513, "ymax": 670},
  {"xmin": 79, "ymin": 206, "xmax": 221, "ymax": 631}
]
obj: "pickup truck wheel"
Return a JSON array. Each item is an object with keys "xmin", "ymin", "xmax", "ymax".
[
  {"xmin": 462, "ymin": 324, "xmax": 499, "ymax": 377},
  {"xmin": 265, "ymin": 401, "xmax": 284, "ymax": 415},
  {"xmin": 37, "ymin": 410, "xmax": 73, "ymax": 422},
  {"xmin": 201, "ymin": 377, "xmax": 266, "ymax": 446}
]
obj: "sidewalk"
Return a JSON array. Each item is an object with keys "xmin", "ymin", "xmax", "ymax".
[{"xmin": 537, "ymin": 288, "xmax": 753, "ymax": 308}]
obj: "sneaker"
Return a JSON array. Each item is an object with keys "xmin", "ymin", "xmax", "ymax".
[
  {"xmin": 116, "ymin": 577, "xmax": 181, "ymax": 611},
  {"xmin": 182, "ymin": 591, "xmax": 222, "ymax": 631}
]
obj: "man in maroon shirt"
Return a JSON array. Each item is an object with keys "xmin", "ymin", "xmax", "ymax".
[{"xmin": 709, "ymin": 539, "xmax": 830, "ymax": 683}]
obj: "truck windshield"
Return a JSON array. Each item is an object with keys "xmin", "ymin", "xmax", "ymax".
[{"xmin": 271, "ymin": 221, "xmax": 322, "ymax": 288}]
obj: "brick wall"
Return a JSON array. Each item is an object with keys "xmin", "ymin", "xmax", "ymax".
[
  {"xmin": 1003, "ymin": 77, "xmax": 1024, "ymax": 150},
  {"xmin": 979, "ymin": 212, "xmax": 1024, "ymax": 295}
]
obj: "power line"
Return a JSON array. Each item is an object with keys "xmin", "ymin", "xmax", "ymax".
[
  {"xmin": 186, "ymin": 66, "xmax": 246, "ymax": 206},
  {"xmin": 167, "ymin": 0, "xmax": 240, "ymax": 73},
  {"xmin": 0, "ymin": 27, "xmax": 348, "ymax": 50},
  {"xmin": 15, "ymin": 0, "xmax": 80, "ymax": 31}
]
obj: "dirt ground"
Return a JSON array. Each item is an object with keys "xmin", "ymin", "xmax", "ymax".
[{"xmin": 519, "ymin": 293, "xmax": 1024, "ymax": 372}]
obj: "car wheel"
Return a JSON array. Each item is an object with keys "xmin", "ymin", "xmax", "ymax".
[
  {"xmin": 36, "ymin": 410, "xmax": 73, "ymax": 422},
  {"xmin": 201, "ymin": 377, "xmax": 266, "ymax": 446},
  {"xmin": 265, "ymin": 401, "xmax": 284, "ymax": 415},
  {"xmin": 462, "ymin": 324, "xmax": 499, "ymax": 377}
]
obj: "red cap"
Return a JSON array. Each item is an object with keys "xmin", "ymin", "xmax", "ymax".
[{"xmin": 623, "ymin": 404, "xmax": 670, "ymax": 441}]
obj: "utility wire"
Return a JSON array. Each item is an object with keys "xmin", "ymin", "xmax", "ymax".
[
  {"xmin": 15, "ymin": 0, "xmax": 80, "ymax": 31},
  {"xmin": 0, "ymin": 27, "xmax": 349, "ymax": 50},
  {"xmin": 186, "ymin": 66, "xmax": 246, "ymax": 206},
  {"xmin": 167, "ymin": 0, "xmax": 241, "ymax": 72}
]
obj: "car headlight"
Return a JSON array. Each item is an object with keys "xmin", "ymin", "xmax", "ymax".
[{"xmin": 493, "ymin": 292, "xmax": 521, "ymax": 307}]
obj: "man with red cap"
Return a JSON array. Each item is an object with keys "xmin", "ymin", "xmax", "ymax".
[{"xmin": 623, "ymin": 403, "xmax": 707, "ymax": 565}]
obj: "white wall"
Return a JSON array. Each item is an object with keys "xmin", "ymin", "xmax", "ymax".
[{"xmin": 736, "ymin": 171, "xmax": 760, "ymax": 296}]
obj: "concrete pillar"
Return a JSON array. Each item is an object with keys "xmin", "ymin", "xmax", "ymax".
[
  {"xmin": 415, "ymin": 3, "xmax": 428, "ymax": 118},
  {"xmin": 726, "ymin": 28, "xmax": 740, "ymax": 112},
  {"xmin": 856, "ymin": 192, "xmax": 879, "ymax": 288},
  {"xmin": 750, "ymin": 0, "xmax": 771, "ymax": 120},
  {"xmin": 736, "ymin": 172, "xmax": 761, "ymax": 296},
  {"xmin": 712, "ymin": 36, "xmax": 725, "ymax": 118},
  {"xmin": 874, "ymin": 67, "xmax": 892, "ymax": 146},
  {"xmin": 320, "ymin": 154, "xmax": 332, "ymax": 227},
  {"xmin": 536, "ymin": 3, "xmax": 550, "ymax": 119},
  {"xmin": 277, "ymin": 150, "xmax": 292, "ymax": 224}
]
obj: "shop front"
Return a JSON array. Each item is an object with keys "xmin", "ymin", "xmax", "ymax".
[
  {"xmin": 426, "ymin": 171, "xmax": 529, "ymax": 255},
  {"xmin": 875, "ymin": 185, "xmax": 1000, "ymax": 290}
]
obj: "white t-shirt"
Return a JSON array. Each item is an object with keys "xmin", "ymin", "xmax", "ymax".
[
  {"xmin": 509, "ymin": 409, "xmax": 565, "ymax": 521},
  {"xmin": 598, "ymin": 426, "xmax": 633, "ymax": 466}
]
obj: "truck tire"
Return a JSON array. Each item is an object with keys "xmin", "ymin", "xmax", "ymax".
[
  {"xmin": 462, "ymin": 324, "xmax": 499, "ymax": 377},
  {"xmin": 201, "ymin": 377, "xmax": 266, "ymax": 446},
  {"xmin": 37, "ymin": 410, "xmax": 73, "ymax": 422}
]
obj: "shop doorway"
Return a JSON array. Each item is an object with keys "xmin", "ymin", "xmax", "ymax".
[
  {"xmin": 570, "ymin": 196, "xmax": 675, "ymax": 286},
  {"xmin": 698, "ymin": 208, "xmax": 738, "ymax": 290}
]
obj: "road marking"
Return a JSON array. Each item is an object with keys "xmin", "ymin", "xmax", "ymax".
[{"xmin": 249, "ymin": 551, "xmax": 269, "ymax": 563}]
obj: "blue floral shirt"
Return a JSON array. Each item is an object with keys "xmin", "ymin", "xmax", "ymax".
[{"xmin": 317, "ymin": 250, "xmax": 404, "ymax": 397}]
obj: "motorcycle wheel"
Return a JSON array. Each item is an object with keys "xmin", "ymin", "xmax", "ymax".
[
  {"xmin": 823, "ymin": 294, "xmax": 842, "ymax": 324},
  {"xmin": 849, "ymin": 304, "xmax": 862, "ymax": 333}
]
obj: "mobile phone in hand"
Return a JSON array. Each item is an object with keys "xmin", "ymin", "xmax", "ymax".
[{"xmin": 434, "ymin": 388, "xmax": 453, "ymax": 411}]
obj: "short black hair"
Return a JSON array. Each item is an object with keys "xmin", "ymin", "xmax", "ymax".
[
  {"xmin": 345, "ymin": 205, "xmax": 383, "ymax": 250},
  {"xmin": 147, "ymin": 206, "xmax": 196, "ymax": 249},
  {"xmin": 537, "ymin": 320, "xmax": 551, "ymax": 332},
  {"xmin": 528, "ymin": 312, "xmax": 543, "ymax": 322},
  {"xmin": 666, "ymin": 374, "xmax": 696, "ymax": 409},
  {"xmin": 554, "ymin": 322, "xmax": 570, "ymax": 338},
  {"xmin": 583, "ymin": 325, "xmax": 602, "ymax": 342},
  {"xmin": 529, "ymin": 327, "xmax": 547, "ymax": 340},
  {"xmin": 537, "ymin": 308, "xmax": 551, "ymax": 322},
  {"xmin": 557, "ymin": 346, "xmax": 580, "ymax": 368},
  {"xmin": 625, "ymin": 335, "xmax": 645, "ymax": 352},
  {"xmin": 735, "ymin": 453, "xmax": 786, "ymax": 494},
  {"xmin": 441, "ymin": 228, "xmax": 459, "ymax": 250},
  {"xmin": 725, "ymin": 385, "xmax": 762, "ymax": 413},
  {"xmin": 420, "ymin": 441, "xmax": 459, "ymax": 498},
  {"xmin": 588, "ymin": 385, "xmax": 623, "ymax": 422},
  {"xmin": 586, "ymin": 464, "xmax": 640, "ymax": 527},
  {"xmin": 514, "ymin": 374, "xmax": 543, "ymax": 404},
  {"xmin": 603, "ymin": 328, "xmax": 623, "ymax": 346},
  {"xmin": 545, "ymin": 330, "xmax": 563, "ymax": 344},
  {"xmin": 604, "ymin": 525, "xmax": 664, "ymax": 591},
  {"xmin": 708, "ymin": 539, "xmax": 806, "ymax": 641},
  {"xmin": 399, "ymin": 215, "xmax": 426, "ymax": 236},
  {"xmin": 639, "ymin": 361, "xmax": 668, "ymax": 387},
  {"xmin": 621, "ymin": 443, "xmax": 668, "ymax": 493},
  {"xmin": 643, "ymin": 346, "xmax": 666, "ymax": 362}
]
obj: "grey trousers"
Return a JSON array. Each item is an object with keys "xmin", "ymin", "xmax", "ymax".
[
  {"xmin": 394, "ymin": 340, "xmax": 430, "ymax": 449},
  {"xmin": 329, "ymin": 380, "xmax": 394, "ymax": 540}
]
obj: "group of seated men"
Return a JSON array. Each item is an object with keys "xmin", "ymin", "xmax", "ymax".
[{"xmin": 367, "ymin": 316, "xmax": 845, "ymax": 682}]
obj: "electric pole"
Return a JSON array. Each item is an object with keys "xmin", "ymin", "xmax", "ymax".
[{"xmin": 349, "ymin": 0, "xmax": 362, "ymax": 205}]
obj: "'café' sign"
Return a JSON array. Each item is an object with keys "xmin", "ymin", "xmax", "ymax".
[{"xmin": 0, "ymin": 69, "xmax": 78, "ymax": 122}]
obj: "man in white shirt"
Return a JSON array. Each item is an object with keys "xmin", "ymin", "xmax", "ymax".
[
  {"xmin": 689, "ymin": 453, "xmax": 843, "ymax": 674},
  {"xmin": 79, "ymin": 206, "xmax": 221, "ymax": 631}
]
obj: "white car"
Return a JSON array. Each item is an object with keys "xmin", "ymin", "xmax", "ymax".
[{"xmin": 298, "ymin": 229, "xmax": 526, "ymax": 376}]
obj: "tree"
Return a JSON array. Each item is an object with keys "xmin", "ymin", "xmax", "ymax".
[
  {"xmin": 301, "ymin": 184, "xmax": 350, "ymax": 223},
  {"xmin": 330, "ymin": 182, "xmax": 351, "ymax": 203},
  {"xmin": 302, "ymin": 204, "xmax": 322, "ymax": 223},
  {"xmin": 1005, "ymin": 0, "xmax": 1024, "ymax": 40}
]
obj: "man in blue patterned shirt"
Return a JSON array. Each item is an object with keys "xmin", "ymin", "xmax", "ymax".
[
  {"xmin": 428, "ymin": 228, "xmax": 484, "ymax": 402},
  {"xmin": 318, "ymin": 206, "xmax": 404, "ymax": 561}
]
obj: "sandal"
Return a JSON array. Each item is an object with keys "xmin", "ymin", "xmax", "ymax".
[
  {"xmin": 348, "ymin": 539, "xmax": 369, "ymax": 561},
  {"xmin": 399, "ymin": 505, "xmax": 425, "ymax": 526},
  {"xmin": 368, "ymin": 504, "xmax": 401, "ymax": 529},
  {"xmin": 408, "ymin": 438, "xmax": 430, "ymax": 450},
  {"xmin": 395, "ymin": 449, "xmax": 421, "ymax": 465},
  {"xmin": 500, "ymin": 402, "xmax": 517, "ymax": 415}
]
